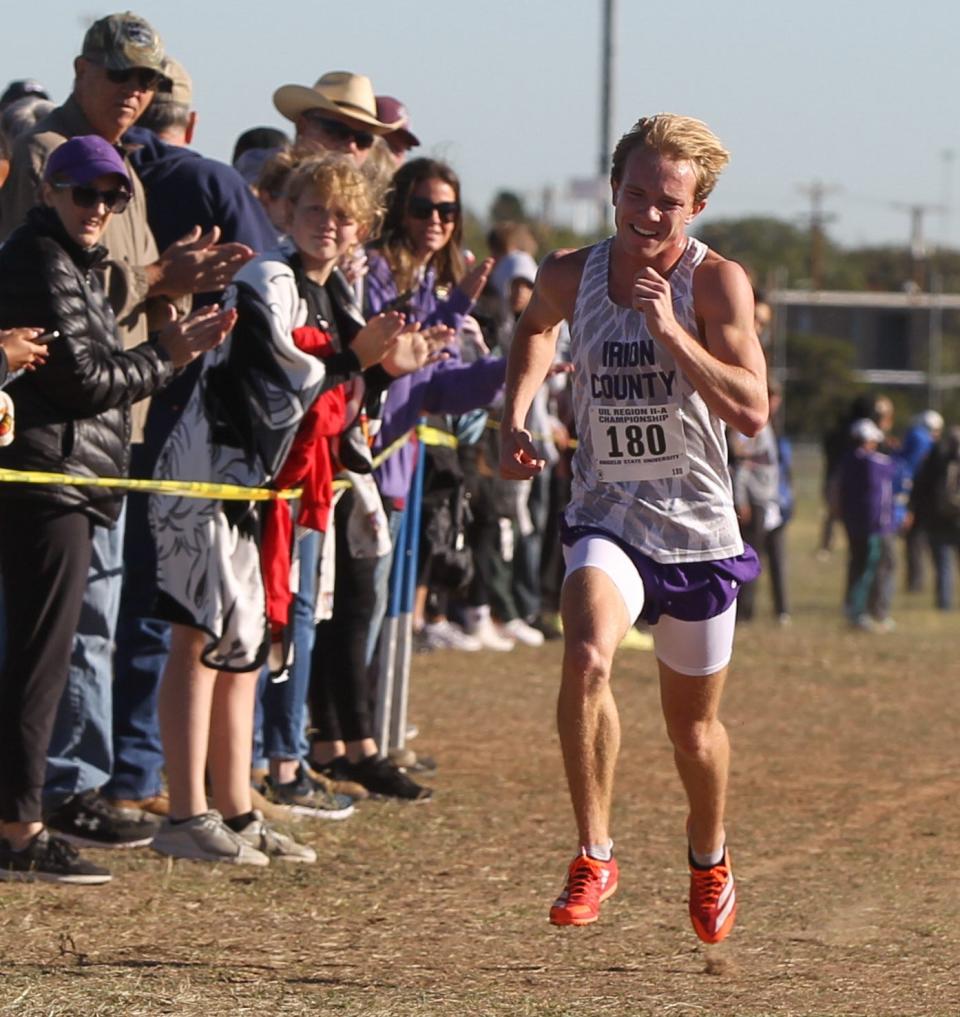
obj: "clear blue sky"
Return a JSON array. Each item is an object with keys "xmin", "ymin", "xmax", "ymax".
[{"xmin": 3, "ymin": 0, "xmax": 958, "ymax": 250}]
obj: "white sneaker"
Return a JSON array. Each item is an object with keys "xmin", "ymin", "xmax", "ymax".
[
  {"xmin": 465, "ymin": 610, "xmax": 515, "ymax": 652},
  {"xmin": 499, "ymin": 618, "xmax": 545, "ymax": 647},
  {"xmin": 236, "ymin": 811, "xmax": 317, "ymax": 863},
  {"xmin": 422, "ymin": 619, "xmax": 482, "ymax": 652},
  {"xmin": 151, "ymin": 811, "xmax": 269, "ymax": 866}
]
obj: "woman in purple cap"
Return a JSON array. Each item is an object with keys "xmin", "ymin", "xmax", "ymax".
[{"xmin": 0, "ymin": 135, "xmax": 232, "ymax": 884}]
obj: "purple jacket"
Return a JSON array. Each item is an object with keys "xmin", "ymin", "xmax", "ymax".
[
  {"xmin": 364, "ymin": 250, "xmax": 473, "ymax": 332},
  {"xmin": 374, "ymin": 357, "xmax": 506, "ymax": 502},
  {"xmin": 364, "ymin": 249, "xmax": 505, "ymax": 502},
  {"xmin": 839, "ymin": 446, "xmax": 896, "ymax": 538}
]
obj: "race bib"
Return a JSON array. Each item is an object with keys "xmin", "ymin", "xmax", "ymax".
[{"xmin": 589, "ymin": 403, "xmax": 689, "ymax": 482}]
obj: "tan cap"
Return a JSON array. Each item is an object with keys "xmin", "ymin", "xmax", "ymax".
[
  {"xmin": 153, "ymin": 56, "xmax": 192, "ymax": 106},
  {"xmin": 81, "ymin": 11, "xmax": 166, "ymax": 74},
  {"xmin": 273, "ymin": 71, "xmax": 403, "ymax": 134}
]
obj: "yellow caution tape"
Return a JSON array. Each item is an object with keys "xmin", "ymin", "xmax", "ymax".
[{"xmin": 0, "ymin": 423, "xmax": 454, "ymax": 500}]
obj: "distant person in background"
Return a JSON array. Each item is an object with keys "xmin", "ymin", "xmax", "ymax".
[
  {"xmin": 896, "ymin": 410, "xmax": 943, "ymax": 592},
  {"xmin": 909, "ymin": 424, "xmax": 960, "ymax": 610},
  {"xmin": 767, "ymin": 381, "xmax": 793, "ymax": 624},
  {"xmin": 231, "ymin": 125, "xmax": 290, "ymax": 189},
  {"xmin": 839, "ymin": 418, "xmax": 896, "ymax": 631},
  {"xmin": 375, "ymin": 95, "xmax": 420, "ymax": 168},
  {"xmin": 0, "ymin": 78, "xmax": 49, "ymax": 111},
  {"xmin": 1, "ymin": 96, "xmax": 55, "ymax": 189}
]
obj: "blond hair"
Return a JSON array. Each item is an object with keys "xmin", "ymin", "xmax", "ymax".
[
  {"xmin": 285, "ymin": 154, "xmax": 382, "ymax": 233},
  {"xmin": 611, "ymin": 114, "xmax": 730, "ymax": 204}
]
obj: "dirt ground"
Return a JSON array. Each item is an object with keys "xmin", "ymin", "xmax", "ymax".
[{"xmin": 1, "ymin": 449, "xmax": 959, "ymax": 1017}]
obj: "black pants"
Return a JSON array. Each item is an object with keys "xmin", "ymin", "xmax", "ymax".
[
  {"xmin": 0, "ymin": 500, "xmax": 93, "ymax": 822},
  {"xmin": 309, "ymin": 492, "xmax": 379, "ymax": 743}
]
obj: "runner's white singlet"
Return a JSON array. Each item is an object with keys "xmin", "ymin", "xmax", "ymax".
[{"xmin": 565, "ymin": 237, "xmax": 742, "ymax": 564}]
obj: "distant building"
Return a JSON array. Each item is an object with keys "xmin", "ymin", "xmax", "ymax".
[{"xmin": 768, "ymin": 289, "xmax": 960, "ymax": 405}]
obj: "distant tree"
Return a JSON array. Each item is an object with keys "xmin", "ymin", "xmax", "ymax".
[
  {"xmin": 783, "ymin": 332, "xmax": 857, "ymax": 437},
  {"xmin": 696, "ymin": 217, "xmax": 813, "ymax": 289}
]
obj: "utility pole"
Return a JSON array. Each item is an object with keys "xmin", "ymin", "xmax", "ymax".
[
  {"xmin": 797, "ymin": 180, "xmax": 839, "ymax": 289},
  {"xmin": 890, "ymin": 202, "xmax": 945, "ymax": 289},
  {"xmin": 598, "ymin": 0, "xmax": 616, "ymax": 230},
  {"xmin": 941, "ymin": 148, "xmax": 955, "ymax": 251}
]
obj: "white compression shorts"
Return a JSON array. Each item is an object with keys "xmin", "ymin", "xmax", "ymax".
[{"xmin": 563, "ymin": 534, "xmax": 738, "ymax": 677}]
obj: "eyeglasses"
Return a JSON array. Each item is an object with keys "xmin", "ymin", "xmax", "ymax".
[
  {"xmin": 53, "ymin": 182, "xmax": 131, "ymax": 213},
  {"xmin": 104, "ymin": 66, "xmax": 164, "ymax": 91},
  {"xmin": 407, "ymin": 197, "xmax": 460, "ymax": 223},
  {"xmin": 302, "ymin": 112, "xmax": 374, "ymax": 151}
]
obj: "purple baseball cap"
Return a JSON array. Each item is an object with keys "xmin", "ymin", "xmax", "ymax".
[
  {"xmin": 375, "ymin": 95, "xmax": 420, "ymax": 147},
  {"xmin": 44, "ymin": 135, "xmax": 131, "ymax": 187}
]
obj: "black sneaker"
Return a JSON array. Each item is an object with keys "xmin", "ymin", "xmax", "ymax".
[
  {"xmin": 345, "ymin": 755, "xmax": 433, "ymax": 802},
  {"xmin": 45, "ymin": 789, "xmax": 159, "ymax": 849},
  {"xmin": 0, "ymin": 830, "xmax": 112, "ymax": 884}
]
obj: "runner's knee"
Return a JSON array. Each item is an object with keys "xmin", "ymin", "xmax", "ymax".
[
  {"xmin": 563, "ymin": 637, "xmax": 614, "ymax": 693},
  {"xmin": 665, "ymin": 717, "xmax": 721, "ymax": 761}
]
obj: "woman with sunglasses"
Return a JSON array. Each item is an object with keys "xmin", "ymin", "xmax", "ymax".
[
  {"xmin": 0, "ymin": 136, "xmax": 232, "ymax": 884},
  {"xmin": 305, "ymin": 159, "xmax": 507, "ymax": 798}
]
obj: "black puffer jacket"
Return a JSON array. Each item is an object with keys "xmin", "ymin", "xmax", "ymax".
[{"xmin": 0, "ymin": 205, "xmax": 173, "ymax": 524}]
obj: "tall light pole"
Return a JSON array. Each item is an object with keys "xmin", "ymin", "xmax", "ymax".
[{"xmin": 598, "ymin": 0, "xmax": 616, "ymax": 230}]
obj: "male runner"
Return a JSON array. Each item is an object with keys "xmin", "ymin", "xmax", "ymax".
[{"xmin": 500, "ymin": 114, "xmax": 767, "ymax": 943}]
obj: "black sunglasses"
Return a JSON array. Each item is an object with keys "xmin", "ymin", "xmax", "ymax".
[
  {"xmin": 53, "ymin": 182, "xmax": 131, "ymax": 213},
  {"xmin": 407, "ymin": 197, "xmax": 460, "ymax": 223},
  {"xmin": 303, "ymin": 113, "xmax": 374, "ymax": 151},
  {"xmin": 104, "ymin": 66, "xmax": 164, "ymax": 90}
]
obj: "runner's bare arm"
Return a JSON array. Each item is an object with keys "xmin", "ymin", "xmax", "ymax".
[
  {"xmin": 501, "ymin": 251, "xmax": 579, "ymax": 479},
  {"xmin": 633, "ymin": 258, "xmax": 768, "ymax": 435}
]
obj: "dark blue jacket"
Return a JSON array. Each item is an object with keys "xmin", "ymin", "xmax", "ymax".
[
  {"xmin": 123, "ymin": 126, "xmax": 278, "ymax": 449},
  {"xmin": 124, "ymin": 126, "xmax": 276, "ymax": 257}
]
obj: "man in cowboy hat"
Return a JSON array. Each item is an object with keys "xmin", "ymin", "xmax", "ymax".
[{"xmin": 273, "ymin": 71, "xmax": 402, "ymax": 166}]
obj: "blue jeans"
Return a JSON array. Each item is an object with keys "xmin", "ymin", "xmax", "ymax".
[
  {"xmin": 102, "ymin": 475, "xmax": 169, "ymax": 802},
  {"xmin": 255, "ymin": 529, "xmax": 321, "ymax": 766},
  {"xmin": 364, "ymin": 509, "xmax": 405, "ymax": 669},
  {"xmin": 43, "ymin": 502, "xmax": 126, "ymax": 803}
]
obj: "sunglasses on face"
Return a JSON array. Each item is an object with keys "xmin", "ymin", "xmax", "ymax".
[
  {"xmin": 53, "ymin": 182, "xmax": 131, "ymax": 213},
  {"xmin": 303, "ymin": 113, "xmax": 374, "ymax": 151},
  {"xmin": 104, "ymin": 66, "xmax": 164, "ymax": 91},
  {"xmin": 407, "ymin": 197, "xmax": 460, "ymax": 223}
]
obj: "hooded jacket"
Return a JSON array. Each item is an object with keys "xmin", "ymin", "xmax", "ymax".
[{"xmin": 0, "ymin": 206, "xmax": 173, "ymax": 524}]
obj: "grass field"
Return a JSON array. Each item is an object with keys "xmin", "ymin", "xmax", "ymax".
[{"xmin": 1, "ymin": 445, "xmax": 958, "ymax": 1016}]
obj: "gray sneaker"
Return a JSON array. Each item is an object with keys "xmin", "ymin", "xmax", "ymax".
[
  {"xmin": 151, "ymin": 811, "xmax": 269, "ymax": 866},
  {"xmin": 264, "ymin": 769, "xmax": 355, "ymax": 821},
  {"xmin": 236, "ymin": 811, "xmax": 317, "ymax": 863}
]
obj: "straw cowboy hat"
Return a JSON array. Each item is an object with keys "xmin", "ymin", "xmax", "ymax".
[{"xmin": 273, "ymin": 71, "xmax": 403, "ymax": 134}]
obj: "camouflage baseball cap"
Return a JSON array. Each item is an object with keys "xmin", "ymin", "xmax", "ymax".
[{"xmin": 81, "ymin": 12, "xmax": 166, "ymax": 74}]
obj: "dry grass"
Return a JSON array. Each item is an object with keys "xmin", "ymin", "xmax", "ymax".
[{"xmin": 1, "ymin": 446, "xmax": 959, "ymax": 1016}]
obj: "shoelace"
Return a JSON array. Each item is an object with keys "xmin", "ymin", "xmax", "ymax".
[
  {"xmin": 691, "ymin": 863, "xmax": 729, "ymax": 908},
  {"xmin": 565, "ymin": 857, "xmax": 604, "ymax": 905}
]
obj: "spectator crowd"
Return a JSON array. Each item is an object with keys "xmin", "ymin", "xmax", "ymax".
[{"xmin": 0, "ymin": 12, "xmax": 956, "ymax": 885}]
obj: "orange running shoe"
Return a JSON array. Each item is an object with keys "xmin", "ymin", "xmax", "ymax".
[
  {"xmin": 688, "ymin": 848, "xmax": 736, "ymax": 944},
  {"xmin": 549, "ymin": 850, "xmax": 619, "ymax": 926}
]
